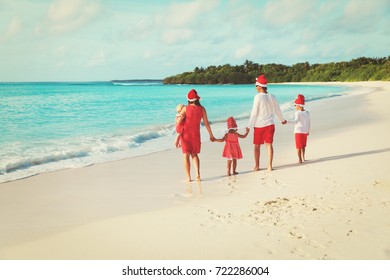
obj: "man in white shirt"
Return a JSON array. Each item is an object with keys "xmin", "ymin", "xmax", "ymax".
[{"xmin": 247, "ymin": 74, "xmax": 287, "ymax": 171}]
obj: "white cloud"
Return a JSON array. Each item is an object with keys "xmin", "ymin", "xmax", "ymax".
[
  {"xmin": 87, "ymin": 50, "xmax": 106, "ymax": 67},
  {"xmin": 163, "ymin": 0, "xmax": 220, "ymax": 27},
  {"xmin": 344, "ymin": 0, "xmax": 389, "ymax": 19},
  {"xmin": 289, "ymin": 44, "xmax": 310, "ymax": 58},
  {"xmin": 263, "ymin": 0, "xmax": 315, "ymax": 26},
  {"xmin": 37, "ymin": 0, "xmax": 101, "ymax": 35},
  {"xmin": 235, "ymin": 44, "xmax": 253, "ymax": 59},
  {"xmin": 143, "ymin": 50, "xmax": 152, "ymax": 59},
  {"xmin": 336, "ymin": 0, "xmax": 390, "ymax": 33},
  {"xmin": 125, "ymin": 18, "xmax": 153, "ymax": 41},
  {"xmin": 1, "ymin": 17, "xmax": 22, "ymax": 42},
  {"xmin": 161, "ymin": 28, "xmax": 193, "ymax": 45},
  {"xmin": 54, "ymin": 45, "xmax": 68, "ymax": 58},
  {"xmin": 156, "ymin": 0, "xmax": 220, "ymax": 45}
]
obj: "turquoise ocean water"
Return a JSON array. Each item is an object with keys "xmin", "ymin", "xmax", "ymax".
[{"xmin": 0, "ymin": 81, "xmax": 349, "ymax": 183}]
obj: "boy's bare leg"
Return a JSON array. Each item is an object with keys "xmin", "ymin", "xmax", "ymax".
[
  {"xmin": 297, "ymin": 149, "xmax": 303, "ymax": 163},
  {"xmin": 302, "ymin": 147, "xmax": 306, "ymax": 161},
  {"xmin": 266, "ymin": 143, "xmax": 274, "ymax": 171}
]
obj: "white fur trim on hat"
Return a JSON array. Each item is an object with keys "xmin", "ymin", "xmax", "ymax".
[{"xmin": 256, "ymin": 81, "xmax": 267, "ymax": 87}]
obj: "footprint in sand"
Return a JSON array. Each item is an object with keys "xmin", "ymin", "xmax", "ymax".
[
  {"xmin": 289, "ymin": 247, "xmax": 310, "ymax": 258},
  {"xmin": 289, "ymin": 231, "xmax": 303, "ymax": 239},
  {"xmin": 267, "ymin": 248, "xmax": 278, "ymax": 255},
  {"xmin": 305, "ymin": 239, "xmax": 326, "ymax": 249},
  {"xmin": 207, "ymin": 209, "xmax": 235, "ymax": 224},
  {"xmin": 227, "ymin": 176, "xmax": 239, "ymax": 191},
  {"xmin": 373, "ymin": 179, "xmax": 390, "ymax": 189},
  {"xmin": 259, "ymin": 174, "xmax": 286, "ymax": 188}
]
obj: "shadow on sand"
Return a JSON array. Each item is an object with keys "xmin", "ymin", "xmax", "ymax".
[
  {"xmin": 276, "ymin": 147, "xmax": 390, "ymax": 170},
  {"xmin": 199, "ymin": 148, "xmax": 390, "ymax": 181}
]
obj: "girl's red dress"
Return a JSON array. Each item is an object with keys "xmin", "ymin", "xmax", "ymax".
[
  {"xmin": 181, "ymin": 105, "xmax": 203, "ymax": 154},
  {"xmin": 222, "ymin": 132, "xmax": 243, "ymax": 159}
]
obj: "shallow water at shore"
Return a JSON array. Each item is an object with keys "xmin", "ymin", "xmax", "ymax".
[{"xmin": 0, "ymin": 81, "xmax": 349, "ymax": 182}]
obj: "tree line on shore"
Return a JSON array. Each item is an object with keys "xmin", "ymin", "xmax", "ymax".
[{"xmin": 163, "ymin": 56, "xmax": 390, "ymax": 84}]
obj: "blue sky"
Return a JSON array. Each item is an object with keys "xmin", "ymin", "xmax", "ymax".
[{"xmin": 0, "ymin": 0, "xmax": 389, "ymax": 82}]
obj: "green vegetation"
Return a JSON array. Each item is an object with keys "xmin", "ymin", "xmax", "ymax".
[{"xmin": 163, "ymin": 56, "xmax": 390, "ymax": 84}]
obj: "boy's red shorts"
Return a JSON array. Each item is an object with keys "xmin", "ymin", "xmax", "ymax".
[
  {"xmin": 253, "ymin": 125, "xmax": 275, "ymax": 145},
  {"xmin": 295, "ymin": 133, "xmax": 308, "ymax": 149}
]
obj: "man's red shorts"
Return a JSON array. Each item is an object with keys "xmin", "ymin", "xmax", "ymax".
[
  {"xmin": 253, "ymin": 125, "xmax": 275, "ymax": 145},
  {"xmin": 295, "ymin": 133, "xmax": 308, "ymax": 149}
]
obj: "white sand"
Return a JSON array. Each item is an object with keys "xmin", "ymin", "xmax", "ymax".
[{"xmin": 0, "ymin": 81, "xmax": 389, "ymax": 260}]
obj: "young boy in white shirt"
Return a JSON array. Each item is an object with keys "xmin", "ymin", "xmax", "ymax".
[{"xmin": 289, "ymin": 94, "xmax": 311, "ymax": 163}]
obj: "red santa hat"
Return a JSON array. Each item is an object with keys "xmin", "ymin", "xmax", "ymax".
[
  {"xmin": 294, "ymin": 94, "xmax": 305, "ymax": 107},
  {"xmin": 227, "ymin": 116, "xmax": 238, "ymax": 130},
  {"xmin": 187, "ymin": 89, "xmax": 201, "ymax": 101},
  {"xmin": 255, "ymin": 74, "xmax": 267, "ymax": 87}
]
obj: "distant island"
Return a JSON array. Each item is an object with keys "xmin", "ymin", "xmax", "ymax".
[{"xmin": 163, "ymin": 56, "xmax": 390, "ymax": 84}]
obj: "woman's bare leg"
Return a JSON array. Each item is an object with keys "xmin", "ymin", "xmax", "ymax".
[
  {"xmin": 183, "ymin": 153, "xmax": 191, "ymax": 182},
  {"xmin": 192, "ymin": 154, "xmax": 201, "ymax": 181}
]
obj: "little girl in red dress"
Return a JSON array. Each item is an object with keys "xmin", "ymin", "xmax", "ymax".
[{"xmin": 215, "ymin": 117, "xmax": 249, "ymax": 176}]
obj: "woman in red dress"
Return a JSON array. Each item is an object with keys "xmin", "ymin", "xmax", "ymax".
[{"xmin": 176, "ymin": 89, "xmax": 215, "ymax": 182}]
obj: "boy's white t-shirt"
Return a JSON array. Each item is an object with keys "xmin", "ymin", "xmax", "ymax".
[{"xmin": 290, "ymin": 110, "xmax": 310, "ymax": 134}]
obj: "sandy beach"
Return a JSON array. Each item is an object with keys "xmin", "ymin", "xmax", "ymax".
[{"xmin": 0, "ymin": 81, "xmax": 389, "ymax": 260}]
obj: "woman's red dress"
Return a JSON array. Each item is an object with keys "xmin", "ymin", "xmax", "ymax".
[{"xmin": 181, "ymin": 105, "xmax": 203, "ymax": 154}]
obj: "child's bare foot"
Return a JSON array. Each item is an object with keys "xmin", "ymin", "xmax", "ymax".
[
  {"xmin": 267, "ymin": 166, "xmax": 273, "ymax": 171},
  {"xmin": 253, "ymin": 166, "xmax": 260, "ymax": 171},
  {"xmin": 186, "ymin": 177, "xmax": 192, "ymax": 182},
  {"xmin": 233, "ymin": 171, "xmax": 239, "ymax": 175},
  {"xmin": 196, "ymin": 176, "xmax": 201, "ymax": 182}
]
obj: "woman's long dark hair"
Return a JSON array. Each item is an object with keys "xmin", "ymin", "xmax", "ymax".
[{"xmin": 188, "ymin": 100, "xmax": 201, "ymax": 106}]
